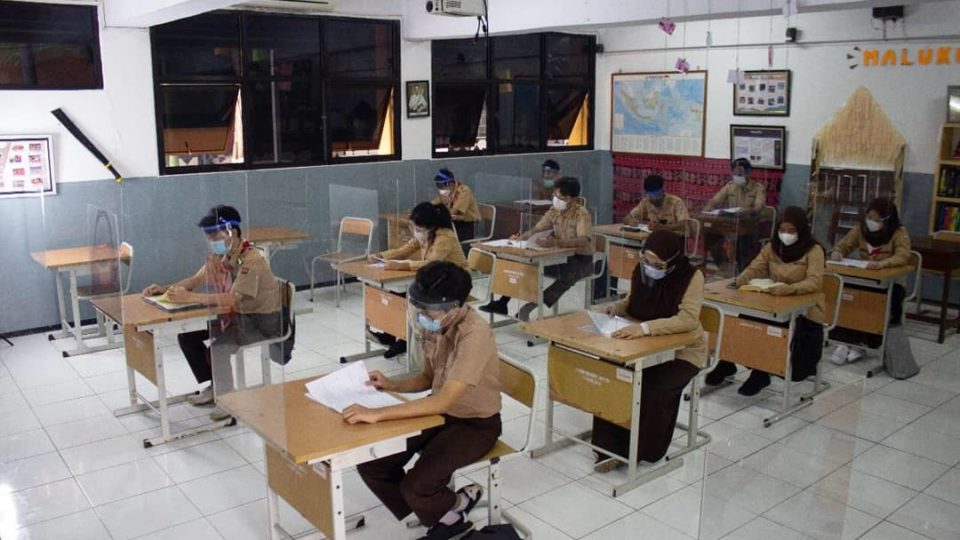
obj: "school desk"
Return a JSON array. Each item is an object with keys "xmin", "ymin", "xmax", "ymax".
[
  {"xmin": 218, "ymin": 378, "xmax": 444, "ymax": 540},
  {"xmin": 825, "ymin": 263, "xmax": 914, "ymax": 377},
  {"xmin": 592, "ymin": 223, "xmax": 649, "ymax": 293},
  {"xmin": 490, "ymin": 201, "xmax": 551, "ymax": 240},
  {"xmin": 90, "ymin": 294, "xmax": 238, "ymax": 447},
  {"xmin": 31, "ymin": 244, "xmax": 121, "ymax": 357},
  {"xmin": 335, "ymin": 260, "xmax": 416, "ymax": 366},
  {"xmin": 906, "ymin": 237, "xmax": 960, "ymax": 343},
  {"xmin": 520, "ymin": 311, "xmax": 708, "ymax": 497},
  {"xmin": 476, "ymin": 241, "xmax": 577, "ymax": 323},
  {"xmin": 248, "ymin": 227, "xmax": 311, "ymax": 262},
  {"xmin": 704, "ymin": 279, "xmax": 827, "ymax": 427}
]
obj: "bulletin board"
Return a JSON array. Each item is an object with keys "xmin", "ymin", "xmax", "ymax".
[{"xmin": 0, "ymin": 135, "xmax": 56, "ymax": 198}]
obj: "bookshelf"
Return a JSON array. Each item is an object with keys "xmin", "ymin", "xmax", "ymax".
[{"xmin": 929, "ymin": 123, "xmax": 960, "ymax": 234}]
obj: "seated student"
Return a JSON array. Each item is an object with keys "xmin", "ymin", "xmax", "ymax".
[
  {"xmin": 369, "ymin": 202, "xmax": 467, "ymax": 358},
  {"xmin": 623, "ymin": 174, "xmax": 690, "ymax": 232},
  {"xmin": 592, "ymin": 230, "xmax": 705, "ymax": 472},
  {"xmin": 142, "ymin": 205, "xmax": 281, "ymax": 421},
  {"xmin": 703, "ymin": 158, "xmax": 766, "ymax": 273},
  {"xmin": 705, "ymin": 206, "xmax": 826, "ymax": 396},
  {"xmin": 535, "ymin": 159, "xmax": 562, "ymax": 200},
  {"xmin": 431, "ymin": 168, "xmax": 480, "ymax": 242},
  {"xmin": 347, "ymin": 261, "xmax": 501, "ymax": 540},
  {"xmin": 480, "ymin": 177, "xmax": 593, "ymax": 320},
  {"xmin": 828, "ymin": 198, "xmax": 911, "ymax": 364}
]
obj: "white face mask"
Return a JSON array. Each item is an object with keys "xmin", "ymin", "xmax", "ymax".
[
  {"xmin": 732, "ymin": 175, "xmax": 747, "ymax": 186},
  {"xmin": 413, "ymin": 230, "xmax": 428, "ymax": 243},
  {"xmin": 866, "ymin": 219, "xmax": 884, "ymax": 232},
  {"xmin": 778, "ymin": 232, "xmax": 798, "ymax": 246},
  {"xmin": 438, "ymin": 189, "xmax": 451, "ymax": 197},
  {"xmin": 552, "ymin": 196, "xmax": 568, "ymax": 211},
  {"xmin": 643, "ymin": 264, "xmax": 667, "ymax": 281}
]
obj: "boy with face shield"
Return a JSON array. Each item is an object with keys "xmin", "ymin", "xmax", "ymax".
[
  {"xmin": 536, "ymin": 159, "xmax": 561, "ymax": 200},
  {"xmin": 623, "ymin": 174, "xmax": 689, "ymax": 231},
  {"xmin": 142, "ymin": 205, "xmax": 282, "ymax": 420},
  {"xmin": 431, "ymin": 168, "xmax": 480, "ymax": 242},
  {"xmin": 346, "ymin": 261, "xmax": 501, "ymax": 540},
  {"xmin": 703, "ymin": 158, "xmax": 767, "ymax": 273}
]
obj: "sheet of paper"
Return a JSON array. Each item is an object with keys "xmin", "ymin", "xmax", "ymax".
[
  {"xmin": 586, "ymin": 311, "xmax": 634, "ymax": 337},
  {"xmin": 701, "ymin": 209, "xmax": 722, "ymax": 216},
  {"xmin": 621, "ymin": 224, "xmax": 651, "ymax": 233},
  {"xmin": 721, "ymin": 207, "xmax": 741, "ymax": 214},
  {"xmin": 367, "ymin": 262, "xmax": 386, "ymax": 268},
  {"xmin": 832, "ymin": 258, "xmax": 870, "ymax": 269},
  {"xmin": 304, "ymin": 361, "xmax": 402, "ymax": 414},
  {"xmin": 484, "ymin": 239, "xmax": 527, "ymax": 248},
  {"xmin": 143, "ymin": 294, "xmax": 202, "ymax": 312},
  {"xmin": 514, "ymin": 199, "xmax": 553, "ymax": 206}
]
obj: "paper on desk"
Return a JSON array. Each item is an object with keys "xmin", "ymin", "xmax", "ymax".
[
  {"xmin": 514, "ymin": 199, "xmax": 553, "ymax": 206},
  {"xmin": 304, "ymin": 361, "xmax": 402, "ymax": 413},
  {"xmin": 702, "ymin": 208, "xmax": 741, "ymax": 216},
  {"xmin": 621, "ymin": 224, "xmax": 651, "ymax": 233},
  {"xmin": 585, "ymin": 311, "xmax": 633, "ymax": 337},
  {"xmin": 143, "ymin": 293, "xmax": 202, "ymax": 312},
  {"xmin": 831, "ymin": 258, "xmax": 870, "ymax": 269},
  {"xmin": 483, "ymin": 233, "xmax": 551, "ymax": 250}
]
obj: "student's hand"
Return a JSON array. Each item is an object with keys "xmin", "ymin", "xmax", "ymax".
[
  {"xmin": 830, "ymin": 251, "xmax": 843, "ymax": 261},
  {"xmin": 536, "ymin": 236, "xmax": 556, "ymax": 248},
  {"xmin": 603, "ymin": 304, "xmax": 620, "ymax": 317},
  {"xmin": 647, "ymin": 222, "xmax": 661, "ymax": 230},
  {"xmin": 143, "ymin": 284, "xmax": 166, "ymax": 296},
  {"xmin": 343, "ymin": 404, "xmax": 381, "ymax": 424},
  {"xmin": 366, "ymin": 370, "xmax": 393, "ymax": 391},
  {"xmin": 865, "ymin": 261, "xmax": 882, "ymax": 270},
  {"xmin": 623, "ymin": 216, "xmax": 638, "ymax": 226},
  {"xmin": 368, "ymin": 254, "xmax": 380, "ymax": 263},
  {"xmin": 509, "ymin": 233, "xmax": 521, "ymax": 241},
  {"xmin": 166, "ymin": 286, "xmax": 193, "ymax": 303},
  {"xmin": 384, "ymin": 260, "xmax": 409, "ymax": 271},
  {"xmin": 612, "ymin": 324, "xmax": 647, "ymax": 340},
  {"xmin": 767, "ymin": 284, "xmax": 793, "ymax": 296}
]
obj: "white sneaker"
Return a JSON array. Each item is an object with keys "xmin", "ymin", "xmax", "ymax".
[
  {"xmin": 846, "ymin": 347, "xmax": 865, "ymax": 363},
  {"xmin": 830, "ymin": 345, "xmax": 850, "ymax": 366},
  {"xmin": 186, "ymin": 386, "xmax": 214, "ymax": 406}
]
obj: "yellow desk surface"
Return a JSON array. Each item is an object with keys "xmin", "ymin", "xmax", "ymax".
[
  {"xmin": 31, "ymin": 244, "xmax": 118, "ymax": 269},
  {"xmin": 593, "ymin": 223, "xmax": 650, "ymax": 242},
  {"xmin": 477, "ymin": 242, "xmax": 575, "ymax": 260},
  {"xmin": 825, "ymin": 263, "xmax": 913, "ymax": 282},
  {"xmin": 218, "ymin": 378, "xmax": 444, "ymax": 464},
  {"xmin": 335, "ymin": 260, "xmax": 416, "ymax": 284},
  {"xmin": 520, "ymin": 311, "xmax": 700, "ymax": 366},
  {"xmin": 91, "ymin": 293, "xmax": 222, "ymax": 327},
  {"xmin": 248, "ymin": 227, "xmax": 311, "ymax": 244},
  {"xmin": 704, "ymin": 278, "xmax": 821, "ymax": 316}
]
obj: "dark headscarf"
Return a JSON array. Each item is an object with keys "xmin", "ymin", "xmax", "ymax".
[
  {"xmin": 861, "ymin": 197, "xmax": 901, "ymax": 247},
  {"xmin": 771, "ymin": 206, "xmax": 818, "ymax": 263},
  {"xmin": 627, "ymin": 230, "xmax": 698, "ymax": 321}
]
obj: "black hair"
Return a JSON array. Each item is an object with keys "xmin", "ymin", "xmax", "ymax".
[
  {"xmin": 411, "ymin": 261, "xmax": 473, "ymax": 306},
  {"xmin": 409, "ymin": 202, "xmax": 452, "ymax": 245},
  {"xmin": 731, "ymin": 158, "xmax": 753, "ymax": 172},
  {"xmin": 644, "ymin": 174, "xmax": 665, "ymax": 192},
  {"xmin": 542, "ymin": 159, "xmax": 560, "ymax": 171},
  {"xmin": 198, "ymin": 205, "xmax": 242, "ymax": 235},
  {"xmin": 435, "ymin": 168, "xmax": 455, "ymax": 184},
  {"xmin": 554, "ymin": 176, "xmax": 581, "ymax": 198}
]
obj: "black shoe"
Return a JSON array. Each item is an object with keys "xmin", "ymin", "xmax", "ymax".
[
  {"xmin": 370, "ymin": 331, "xmax": 396, "ymax": 345},
  {"xmin": 456, "ymin": 484, "xmax": 484, "ymax": 516},
  {"xmin": 383, "ymin": 340, "xmax": 407, "ymax": 359},
  {"xmin": 737, "ymin": 370, "xmax": 771, "ymax": 396},
  {"xmin": 479, "ymin": 299, "xmax": 508, "ymax": 315},
  {"xmin": 418, "ymin": 516, "xmax": 473, "ymax": 540},
  {"xmin": 705, "ymin": 361, "xmax": 737, "ymax": 386}
]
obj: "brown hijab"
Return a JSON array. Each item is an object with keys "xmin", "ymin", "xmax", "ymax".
[
  {"xmin": 771, "ymin": 206, "xmax": 818, "ymax": 263},
  {"xmin": 627, "ymin": 230, "xmax": 697, "ymax": 321}
]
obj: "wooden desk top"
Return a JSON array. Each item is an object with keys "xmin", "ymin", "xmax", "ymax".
[
  {"xmin": 593, "ymin": 223, "xmax": 649, "ymax": 242},
  {"xmin": 218, "ymin": 378, "xmax": 444, "ymax": 464},
  {"xmin": 477, "ymin": 242, "xmax": 575, "ymax": 260},
  {"xmin": 248, "ymin": 227, "xmax": 310, "ymax": 244},
  {"xmin": 336, "ymin": 260, "xmax": 416, "ymax": 284},
  {"xmin": 697, "ymin": 212, "xmax": 763, "ymax": 223},
  {"xmin": 910, "ymin": 237, "xmax": 960, "ymax": 254},
  {"xmin": 704, "ymin": 278, "xmax": 821, "ymax": 316},
  {"xmin": 91, "ymin": 293, "xmax": 222, "ymax": 327},
  {"xmin": 520, "ymin": 311, "xmax": 700, "ymax": 365},
  {"xmin": 825, "ymin": 263, "xmax": 913, "ymax": 281},
  {"xmin": 31, "ymin": 244, "xmax": 118, "ymax": 269}
]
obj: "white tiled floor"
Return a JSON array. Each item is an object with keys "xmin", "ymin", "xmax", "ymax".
[{"xmin": 1, "ymin": 283, "xmax": 959, "ymax": 539}]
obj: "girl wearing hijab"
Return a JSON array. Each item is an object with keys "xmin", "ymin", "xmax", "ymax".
[
  {"xmin": 828, "ymin": 198, "xmax": 911, "ymax": 364},
  {"xmin": 705, "ymin": 206, "xmax": 826, "ymax": 396},
  {"xmin": 592, "ymin": 230, "xmax": 705, "ymax": 471}
]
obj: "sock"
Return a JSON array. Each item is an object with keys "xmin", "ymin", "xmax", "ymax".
[
  {"xmin": 453, "ymin": 484, "xmax": 481, "ymax": 512},
  {"xmin": 438, "ymin": 508, "xmax": 462, "ymax": 526}
]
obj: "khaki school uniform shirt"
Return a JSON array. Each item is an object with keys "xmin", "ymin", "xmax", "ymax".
[
  {"xmin": 528, "ymin": 204, "xmax": 594, "ymax": 256},
  {"xmin": 736, "ymin": 243, "xmax": 826, "ymax": 324},
  {"xmin": 704, "ymin": 180, "xmax": 766, "ymax": 212},
  {"xmin": 379, "ymin": 228, "xmax": 468, "ymax": 270},
  {"xmin": 191, "ymin": 244, "xmax": 281, "ymax": 314},
  {"xmin": 832, "ymin": 226, "xmax": 911, "ymax": 268},
  {"xmin": 422, "ymin": 309, "xmax": 501, "ymax": 419},
  {"xmin": 625, "ymin": 194, "xmax": 689, "ymax": 226},
  {"xmin": 432, "ymin": 182, "xmax": 480, "ymax": 223}
]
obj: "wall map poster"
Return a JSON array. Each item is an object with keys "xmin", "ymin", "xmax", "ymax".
[{"xmin": 611, "ymin": 71, "xmax": 707, "ymax": 157}]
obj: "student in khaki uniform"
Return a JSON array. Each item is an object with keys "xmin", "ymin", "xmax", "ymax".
[
  {"xmin": 623, "ymin": 174, "xmax": 689, "ymax": 232},
  {"xmin": 593, "ymin": 230, "xmax": 705, "ymax": 472},
  {"xmin": 142, "ymin": 205, "xmax": 281, "ymax": 421},
  {"xmin": 703, "ymin": 158, "xmax": 767, "ymax": 273},
  {"xmin": 431, "ymin": 169, "xmax": 480, "ymax": 242},
  {"xmin": 534, "ymin": 159, "xmax": 562, "ymax": 200},
  {"xmin": 347, "ymin": 262, "xmax": 501, "ymax": 540},
  {"xmin": 369, "ymin": 202, "xmax": 467, "ymax": 358},
  {"xmin": 828, "ymin": 198, "xmax": 911, "ymax": 365},
  {"xmin": 706, "ymin": 206, "xmax": 826, "ymax": 396}
]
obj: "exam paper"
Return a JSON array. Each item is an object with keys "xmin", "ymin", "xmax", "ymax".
[
  {"xmin": 304, "ymin": 361, "xmax": 402, "ymax": 413},
  {"xmin": 831, "ymin": 258, "xmax": 870, "ymax": 269},
  {"xmin": 621, "ymin": 224, "xmax": 651, "ymax": 233},
  {"xmin": 702, "ymin": 208, "xmax": 741, "ymax": 216},
  {"xmin": 514, "ymin": 199, "xmax": 553, "ymax": 206},
  {"xmin": 586, "ymin": 311, "xmax": 633, "ymax": 337}
]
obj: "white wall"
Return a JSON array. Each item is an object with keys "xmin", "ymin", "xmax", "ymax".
[{"xmin": 595, "ymin": 1, "xmax": 960, "ymax": 173}]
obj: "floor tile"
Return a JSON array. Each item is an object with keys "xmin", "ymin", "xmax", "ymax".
[
  {"xmin": 850, "ymin": 445, "xmax": 950, "ymax": 491},
  {"xmin": 742, "ymin": 444, "xmax": 846, "ymax": 488},
  {"xmin": 874, "ymin": 380, "xmax": 956, "ymax": 407},
  {"xmin": 721, "ymin": 517, "xmax": 813, "ymax": 540},
  {"xmin": 11, "ymin": 509, "xmax": 111, "ymax": 540},
  {"xmin": 642, "ymin": 484, "xmax": 756, "ymax": 540},
  {"xmin": 854, "ymin": 393, "xmax": 932, "ymax": 423},
  {"xmin": 179, "ymin": 465, "xmax": 265, "ymax": 515},
  {"xmin": 858, "ymin": 521, "xmax": 932, "ymax": 540},
  {"xmin": 0, "ymin": 429, "xmax": 55, "ymax": 464},
  {"xmin": 882, "ymin": 423, "xmax": 960, "ymax": 466},
  {"xmin": 76, "ymin": 458, "xmax": 174, "ymax": 506},
  {"xmin": 700, "ymin": 420, "xmax": 773, "ymax": 462},
  {"xmin": 60, "ymin": 434, "xmax": 151, "ymax": 475},
  {"xmin": 581, "ymin": 471, "xmax": 687, "ymax": 510},
  {"xmin": 703, "ymin": 464, "xmax": 802, "ymax": 514},
  {"xmin": 810, "ymin": 466, "xmax": 917, "ymax": 518},
  {"xmin": 45, "ymin": 415, "xmax": 128, "ymax": 449},
  {"xmin": 718, "ymin": 407, "xmax": 809, "ymax": 441},
  {"xmin": 764, "ymin": 490, "xmax": 881, "ymax": 540},
  {"xmin": 207, "ymin": 498, "xmax": 315, "ymax": 540},
  {"xmin": 135, "ymin": 518, "xmax": 224, "ymax": 540},
  {"xmin": 817, "ymin": 405, "xmax": 907, "ymax": 442},
  {"xmin": 0, "ymin": 478, "xmax": 91, "ymax": 529},
  {"xmin": 95, "ymin": 486, "xmax": 201, "ymax": 539},
  {"xmin": 467, "ymin": 455, "xmax": 571, "ymax": 505},
  {"xmin": 153, "ymin": 440, "xmax": 246, "ymax": 483},
  {"xmin": 888, "ymin": 493, "xmax": 960, "ymax": 540},
  {"xmin": 221, "ymin": 431, "xmax": 266, "ymax": 464},
  {"xmin": 518, "ymin": 481, "xmax": 632, "ymax": 538},
  {"xmin": 0, "ymin": 452, "xmax": 73, "ymax": 495},
  {"xmin": 21, "ymin": 379, "xmax": 95, "ymax": 407},
  {"xmin": 780, "ymin": 424, "xmax": 874, "ymax": 462},
  {"xmin": 584, "ymin": 510, "xmax": 693, "ymax": 539},
  {"xmin": 924, "ymin": 467, "xmax": 960, "ymax": 506},
  {"xmin": 32, "ymin": 395, "xmax": 111, "ymax": 427}
]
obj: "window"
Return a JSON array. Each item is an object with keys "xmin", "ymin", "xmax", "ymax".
[
  {"xmin": 152, "ymin": 13, "xmax": 399, "ymax": 174},
  {"xmin": 432, "ymin": 32, "xmax": 594, "ymax": 157},
  {"xmin": 0, "ymin": 1, "xmax": 102, "ymax": 90}
]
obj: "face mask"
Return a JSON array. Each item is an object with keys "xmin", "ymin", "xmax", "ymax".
[
  {"xmin": 732, "ymin": 175, "xmax": 747, "ymax": 186},
  {"xmin": 866, "ymin": 219, "xmax": 884, "ymax": 232},
  {"xmin": 438, "ymin": 189, "xmax": 451, "ymax": 197},
  {"xmin": 413, "ymin": 230, "xmax": 428, "ymax": 243},
  {"xmin": 643, "ymin": 264, "xmax": 668, "ymax": 281},
  {"xmin": 209, "ymin": 239, "xmax": 229, "ymax": 255},
  {"xmin": 416, "ymin": 313, "xmax": 442, "ymax": 333},
  {"xmin": 650, "ymin": 196, "xmax": 665, "ymax": 207},
  {"xmin": 542, "ymin": 179, "xmax": 555, "ymax": 189},
  {"xmin": 552, "ymin": 196, "xmax": 568, "ymax": 211},
  {"xmin": 778, "ymin": 232, "xmax": 798, "ymax": 246}
]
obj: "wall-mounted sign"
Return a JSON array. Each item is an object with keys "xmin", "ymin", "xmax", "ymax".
[
  {"xmin": 0, "ymin": 135, "xmax": 56, "ymax": 198},
  {"xmin": 847, "ymin": 45, "xmax": 960, "ymax": 69},
  {"xmin": 730, "ymin": 125, "xmax": 786, "ymax": 170}
]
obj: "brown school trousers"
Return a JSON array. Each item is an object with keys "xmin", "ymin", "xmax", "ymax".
[{"xmin": 357, "ymin": 414, "xmax": 501, "ymax": 527}]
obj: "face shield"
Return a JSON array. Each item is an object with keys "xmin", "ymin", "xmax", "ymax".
[
  {"xmin": 202, "ymin": 219, "xmax": 239, "ymax": 256},
  {"xmin": 406, "ymin": 280, "xmax": 464, "ymax": 335}
]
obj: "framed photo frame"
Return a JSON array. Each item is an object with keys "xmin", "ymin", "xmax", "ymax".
[
  {"xmin": 610, "ymin": 70, "xmax": 707, "ymax": 157},
  {"xmin": 948, "ymin": 86, "xmax": 960, "ymax": 123},
  {"xmin": 0, "ymin": 134, "xmax": 56, "ymax": 198},
  {"xmin": 406, "ymin": 80, "xmax": 430, "ymax": 118},
  {"xmin": 730, "ymin": 124, "xmax": 786, "ymax": 170},
  {"xmin": 733, "ymin": 70, "xmax": 791, "ymax": 117}
]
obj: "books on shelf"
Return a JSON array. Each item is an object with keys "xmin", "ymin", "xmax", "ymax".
[
  {"xmin": 937, "ymin": 166, "xmax": 960, "ymax": 197},
  {"xmin": 936, "ymin": 204, "xmax": 960, "ymax": 232}
]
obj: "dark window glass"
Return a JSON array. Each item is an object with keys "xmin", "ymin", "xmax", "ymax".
[
  {"xmin": 244, "ymin": 16, "xmax": 320, "ymax": 79},
  {"xmin": 432, "ymin": 38, "xmax": 487, "ymax": 80},
  {"xmin": 153, "ymin": 13, "xmax": 240, "ymax": 79},
  {"xmin": 433, "ymin": 84, "xmax": 487, "ymax": 154},
  {"xmin": 494, "ymin": 83, "xmax": 539, "ymax": 151},
  {"xmin": 247, "ymin": 79, "xmax": 323, "ymax": 165},
  {"xmin": 545, "ymin": 34, "xmax": 592, "ymax": 80},
  {"xmin": 159, "ymin": 85, "xmax": 244, "ymax": 168},
  {"xmin": 493, "ymin": 34, "xmax": 540, "ymax": 80},
  {"xmin": 324, "ymin": 19, "xmax": 396, "ymax": 78},
  {"xmin": 0, "ymin": 1, "xmax": 101, "ymax": 89},
  {"xmin": 326, "ymin": 84, "xmax": 395, "ymax": 157},
  {"xmin": 546, "ymin": 87, "xmax": 590, "ymax": 147}
]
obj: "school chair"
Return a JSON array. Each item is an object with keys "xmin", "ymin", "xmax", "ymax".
[
  {"xmin": 806, "ymin": 272, "xmax": 844, "ymax": 396},
  {"xmin": 679, "ymin": 301, "xmax": 724, "ymax": 446},
  {"xmin": 917, "ymin": 232, "xmax": 957, "ymax": 315},
  {"xmin": 470, "ymin": 203, "xmax": 498, "ymax": 245},
  {"xmin": 684, "ymin": 218, "xmax": 702, "ymax": 265},
  {"xmin": 310, "ymin": 217, "xmax": 375, "ymax": 307},
  {"xmin": 907, "ymin": 250, "xmax": 924, "ymax": 319},
  {"xmin": 234, "ymin": 279, "xmax": 296, "ymax": 390},
  {"xmin": 578, "ymin": 233, "xmax": 608, "ymax": 309},
  {"xmin": 76, "ymin": 241, "xmax": 134, "ymax": 341}
]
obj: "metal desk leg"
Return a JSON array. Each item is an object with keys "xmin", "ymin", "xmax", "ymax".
[
  {"xmin": 763, "ymin": 316, "xmax": 816, "ymax": 427},
  {"xmin": 867, "ymin": 282, "xmax": 894, "ymax": 378},
  {"xmin": 68, "ymin": 270, "xmax": 84, "ymax": 352},
  {"xmin": 268, "ymin": 487, "xmax": 282, "ymax": 540},
  {"xmin": 49, "ymin": 269, "xmax": 71, "ymax": 340},
  {"xmin": 626, "ymin": 361, "xmax": 642, "ymax": 479},
  {"xmin": 938, "ymin": 267, "xmax": 952, "ymax": 343},
  {"xmin": 340, "ymin": 285, "xmax": 386, "ymax": 363}
]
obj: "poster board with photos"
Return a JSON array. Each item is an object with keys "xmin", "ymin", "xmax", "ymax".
[
  {"xmin": 949, "ymin": 86, "xmax": 960, "ymax": 123},
  {"xmin": 611, "ymin": 71, "xmax": 707, "ymax": 157},
  {"xmin": 0, "ymin": 135, "xmax": 56, "ymax": 198},
  {"xmin": 730, "ymin": 125, "xmax": 786, "ymax": 170},
  {"xmin": 734, "ymin": 70, "xmax": 791, "ymax": 116}
]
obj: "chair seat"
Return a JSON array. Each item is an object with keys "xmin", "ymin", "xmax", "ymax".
[
  {"xmin": 476, "ymin": 439, "xmax": 515, "ymax": 463},
  {"xmin": 76, "ymin": 283, "xmax": 120, "ymax": 298},
  {"xmin": 315, "ymin": 251, "xmax": 363, "ymax": 263}
]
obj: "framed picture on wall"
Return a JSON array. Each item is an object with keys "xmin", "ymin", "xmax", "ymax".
[
  {"xmin": 0, "ymin": 135, "xmax": 56, "ymax": 198},
  {"xmin": 610, "ymin": 71, "xmax": 707, "ymax": 157},
  {"xmin": 730, "ymin": 125, "xmax": 786, "ymax": 170},
  {"xmin": 733, "ymin": 70, "xmax": 791, "ymax": 117},
  {"xmin": 406, "ymin": 80, "xmax": 430, "ymax": 118},
  {"xmin": 948, "ymin": 86, "xmax": 960, "ymax": 123}
]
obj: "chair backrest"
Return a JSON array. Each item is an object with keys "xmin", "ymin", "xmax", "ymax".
[
  {"xmin": 906, "ymin": 249, "xmax": 923, "ymax": 305},
  {"xmin": 759, "ymin": 206, "xmax": 778, "ymax": 239},
  {"xmin": 699, "ymin": 302, "xmax": 724, "ymax": 369},
  {"xmin": 684, "ymin": 218, "xmax": 701, "ymax": 259},
  {"xmin": 119, "ymin": 242, "xmax": 135, "ymax": 294},
  {"xmin": 338, "ymin": 216, "xmax": 375, "ymax": 256},
  {"xmin": 821, "ymin": 272, "xmax": 844, "ymax": 332},
  {"xmin": 933, "ymin": 230, "xmax": 960, "ymax": 242},
  {"xmin": 499, "ymin": 355, "xmax": 539, "ymax": 452},
  {"xmin": 474, "ymin": 203, "xmax": 497, "ymax": 242}
]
